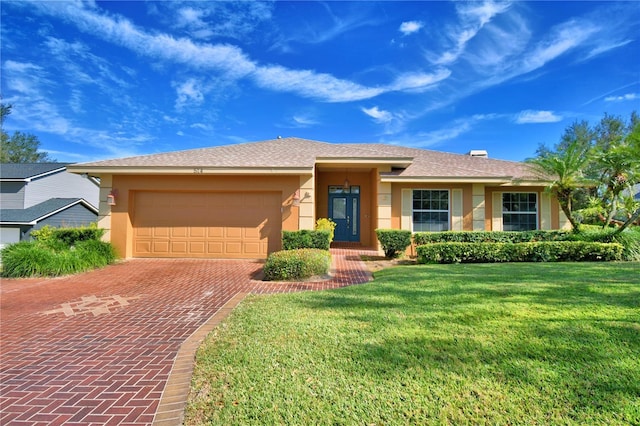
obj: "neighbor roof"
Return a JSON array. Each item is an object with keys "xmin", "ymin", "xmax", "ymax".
[
  {"xmin": 0, "ymin": 198, "xmax": 97, "ymax": 225},
  {"xmin": 69, "ymin": 137, "xmax": 540, "ymax": 181},
  {"xmin": 0, "ymin": 163, "xmax": 70, "ymax": 180}
]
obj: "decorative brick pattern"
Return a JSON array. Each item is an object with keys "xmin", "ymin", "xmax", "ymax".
[{"xmin": 0, "ymin": 248, "xmax": 375, "ymax": 426}]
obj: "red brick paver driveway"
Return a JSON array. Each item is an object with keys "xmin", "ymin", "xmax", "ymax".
[{"xmin": 0, "ymin": 248, "xmax": 375, "ymax": 426}]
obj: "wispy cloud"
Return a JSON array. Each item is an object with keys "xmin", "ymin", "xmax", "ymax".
[
  {"xmin": 519, "ymin": 20, "xmax": 597, "ymax": 75},
  {"xmin": 389, "ymin": 69, "xmax": 451, "ymax": 92},
  {"xmin": 585, "ymin": 39, "xmax": 633, "ymax": 61},
  {"xmin": 26, "ymin": 1, "xmax": 444, "ymax": 104},
  {"xmin": 384, "ymin": 114, "xmax": 501, "ymax": 148},
  {"xmin": 2, "ymin": 58, "xmax": 151, "ymax": 158},
  {"xmin": 292, "ymin": 114, "xmax": 319, "ymax": 127},
  {"xmin": 152, "ymin": 1, "xmax": 274, "ymax": 41},
  {"xmin": 362, "ymin": 106, "xmax": 393, "ymax": 123},
  {"xmin": 252, "ymin": 65, "xmax": 384, "ymax": 102},
  {"xmin": 605, "ymin": 93, "xmax": 638, "ymax": 102},
  {"xmin": 271, "ymin": 2, "xmax": 379, "ymax": 51},
  {"xmin": 399, "ymin": 21, "xmax": 423, "ymax": 36},
  {"xmin": 432, "ymin": 1, "xmax": 512, "ymax": 65},
  {"xmin": 515, "ymin": 110, "xmax": 563, "ymax": 124},
  {"xmin": 173, "ymin": 78, "xmax": 205, "ymax": 110}
]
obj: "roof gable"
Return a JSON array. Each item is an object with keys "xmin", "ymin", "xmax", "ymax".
[
  {"xmin": 0, "ymin": 198, "xmax": 97, "ymax": 224},
  {"xmin": 0, "ymin": 163, "xmax": 70, "ymax": 180}
]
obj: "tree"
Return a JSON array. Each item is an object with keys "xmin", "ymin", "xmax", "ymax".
[
  {"xmin": 590, "ymin": 113, "xmax": 640, "ymax": 230},
  {"xmin": 528, "ymin": 112, "xmax": 640, "ymax": 233},
  {"xmin": 0, "ymin": 102, "xmax": 55, "ymax": 163},
  {"xmin": 528, "ymin": 133, "xmax": 593, "ymax": 232}
]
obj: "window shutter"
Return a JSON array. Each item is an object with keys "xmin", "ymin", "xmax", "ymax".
[
  {"xmin": 540, "ymin": 193, "xmax": 551, "ymax": 230},
  {"xmin": 492, "ymin": 192, "xmax": 503, "ymax": 231},
  {"xmin": 451, "ymin": 189, "xmax": 463, "ymax": 231},
  {"xmin": 401, "ymin": 189, "xmax": 412, "ymax": 231}
]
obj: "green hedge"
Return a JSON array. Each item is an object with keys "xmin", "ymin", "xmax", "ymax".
[
  {"xmin": 416, "ymin": 241, "xmax": 623, "ymax": 264},
  {"xmin": 376, "ymin": 229, "xmax": 412, "ymax": 259},
  {"xmin": 263, "ymin": 248, "xmax": 331, "ymax": 281},
  {"xmin": 413, "ymin": 230, "xmax": 570, "ymax": 245},
  {"xmin": 1, "ymin": 239, "xmax": 116, "ymax": 278},
  {"xmin": 282, "ymin": 230, "xmax": 331, "ymax": 250},
  {"xmin": 565, "ymin": 228, "xmax": 640, "ymax": 261}
]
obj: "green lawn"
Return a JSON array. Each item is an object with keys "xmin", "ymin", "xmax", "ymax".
[{"xmin": 185, "ymin": 262, "xmax": 640, "ymax": 425}]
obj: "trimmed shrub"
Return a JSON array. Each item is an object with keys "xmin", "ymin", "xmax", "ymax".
[
  {"xmin": 315, "ymin": 218, "xmax": 336, "ymax": 243},
  {"xmin": 263, "ymin": 248, "xmax": 331, "ymax": 281},
  {"xmin": 416, "ymin": 241, "xmax": 623, "ymax": 264},
  {"xmin": 282, "ymin": 230, "xmax": 331, "ymax": 250},
  {"xmin": 32, "ymin": 224, "xmax": 105, "ymax": 247},
  {"xmin": 566, "ymin": 227, "xmax": 640, "ymax": 261},
  {"xmin": 413, "ymin": 230, "xmax": 570, "ymax": 245},
  {"xmin": 376, "ymin": 229, "xmax": 412, "ymax": 259}
]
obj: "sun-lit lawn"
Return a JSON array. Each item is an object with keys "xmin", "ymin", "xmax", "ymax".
[{"xmin": 185, "ymin": 262, "xmax": 640, "ymax": 425}]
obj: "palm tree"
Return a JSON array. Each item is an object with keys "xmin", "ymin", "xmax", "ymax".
[{"xmin": 527, "ymin": 138, "xmax": 593, "ymax": 232}]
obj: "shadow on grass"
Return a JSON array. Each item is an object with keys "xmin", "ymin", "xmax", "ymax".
[{"xmin": 290, "ymin": 262, "xmax": 640, "ymax": 421}]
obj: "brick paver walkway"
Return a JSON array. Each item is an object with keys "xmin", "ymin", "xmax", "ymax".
[{"xmin": 0, "ymin": 248, "xmax": 375, "ymax": 425}]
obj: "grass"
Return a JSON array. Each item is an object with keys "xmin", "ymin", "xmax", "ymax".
[{"xmin": 185, "ymin": 262, "xmax": 640, "ymax": 425}]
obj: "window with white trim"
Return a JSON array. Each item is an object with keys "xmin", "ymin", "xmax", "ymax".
[
  {"xmin": 413, "ymin": 190, "xmax": 449, "ymax": 232},
  {"xmin": 502, "ymin": 193, "xmax": 538, "ymax": 231}
]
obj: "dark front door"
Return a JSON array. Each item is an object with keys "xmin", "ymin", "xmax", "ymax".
[{"xmin": 328, "ymin": 186, "xmax": 360, "ymax": 242}]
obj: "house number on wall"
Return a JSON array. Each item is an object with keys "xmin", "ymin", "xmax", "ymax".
[{"xmin": 193, "ymin": 168, "xmax": 204, "ymax": 174}]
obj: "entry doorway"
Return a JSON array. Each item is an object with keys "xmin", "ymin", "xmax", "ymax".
[{"xmin": 328, "ymin": 185, "xmax": 360, "ymax": 242}]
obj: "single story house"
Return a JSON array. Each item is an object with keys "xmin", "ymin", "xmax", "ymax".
[
  {"xmin": 68, "ymin": 137, "xmax": 567, "ymax": 259},
  {"xmin": 0, "ymin": 163, "xmax": 99, "ymax": 248}
]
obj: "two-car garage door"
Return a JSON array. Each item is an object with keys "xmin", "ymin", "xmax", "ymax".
[{"xmin": 132, "ymin": 191, "xmax": 281, "ymax": 259}]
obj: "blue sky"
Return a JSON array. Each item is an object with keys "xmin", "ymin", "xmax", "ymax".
[{"xmin": 1, "ymin": 1, "xmax": 639, "ymax": 163}]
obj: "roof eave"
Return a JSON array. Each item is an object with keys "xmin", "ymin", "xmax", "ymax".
[
  {"xmin": 380, "ymin": 176, "xmax": 512, "ymax": 184},
  {"xmin": 67, "ymin": 166, "xmax": 315, "ymax": 176},
  {"xmin": 380, "ymin": 176, "xmax": 551, "ymax": 185},
  {"xmin": 316, "ymin": 157, "xmax": 413, "ymax": 168}
]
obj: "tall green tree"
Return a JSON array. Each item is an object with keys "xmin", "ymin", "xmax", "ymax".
[
  {"xmin": 0, "ymin": 102, "xmax": 54, "ymax": 163},
  {"xmin": 529, "ymin": 112, "xmax": 639, "ymax": 233},
  {"xmin": 528, "ymin": 133, "xmax": 593, "ymax": 232},
  {"xmin": 591, "ymin": 113, "xmax": 640, "ymax": 228}
]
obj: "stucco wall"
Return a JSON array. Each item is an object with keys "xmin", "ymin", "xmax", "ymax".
[{"xmin": 106, "ymin": 174, "xmax": 300, "ymax": 258}]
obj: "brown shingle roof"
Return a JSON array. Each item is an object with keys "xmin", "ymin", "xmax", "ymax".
[
  {"xmin": 349, "ymin": 144, "xmax": 537, "ymax": 180},
  {"xmin": 72, "ymin": 137, "xmax": 539, "ymax": 180}
]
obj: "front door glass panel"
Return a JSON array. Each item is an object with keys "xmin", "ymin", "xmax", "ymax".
[{"xmin": 328, "ymin": 186, "xmax": 360, "ymax": 242}]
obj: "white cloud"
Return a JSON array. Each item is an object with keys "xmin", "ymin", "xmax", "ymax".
[
  {"xmin": 433, "ymin": 0, "xmax": 512, "ymax": 65},
  {"xmin": 190, "ymin": 122, "xmax": 212, "ymax": 131},
  {"xmin": 382, "ymin": 114, "xmax": 502, "ymax": 148},
  {"xmin": 515, "ymin": 110, "xmax": 562, "ymax": 124},
  {"xmin": 148, "ymin": 1, "xmax": 273, "ymax": 41},
  {"xmin": 604, "ymin": 93, "xmax": 639, "ymax": 102},
  {"xmin": 399, "ymin": 21, "xmax": 423, "ymax": 35},
  {"xmin": 292, "ymin": 114, "xmax": 319, "ymax": 127},
  {"xmin": 173, "ymin": 78, "xmax": 205, "ymax": 110},
  {"xmin": 26, "ymin": 1, "xmax": 446, "ymax": 104},
  {"xmin": 252, "ymin": 65, "xmax": 384, "ymax": 102},
  {"xmin": 519, "ymin": 20, "xmax": 597, "ymax": 74},
  {"xmin": 362, "ymin": 106, "xmax": 393, "ymax": 123},
  {"xmin": 390, "ymin": 69, "xmax": 452, "ymax": 92},
  {"xmin": 585, "ymin": 39, "xmax": 633, "ymax": 60},
  {"xmin": 2, "ymin": 59, "xmax": 151, "ymax": 157}
]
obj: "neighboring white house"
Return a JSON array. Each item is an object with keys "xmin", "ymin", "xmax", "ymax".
[{"xmin": 0, "ymin": 163, "xmax": 99, "ymax": 249}]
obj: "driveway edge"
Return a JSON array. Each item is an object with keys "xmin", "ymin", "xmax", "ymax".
[{"xmin": 152, "ymin": 291, "xmax": 249, "ymax": 426}]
